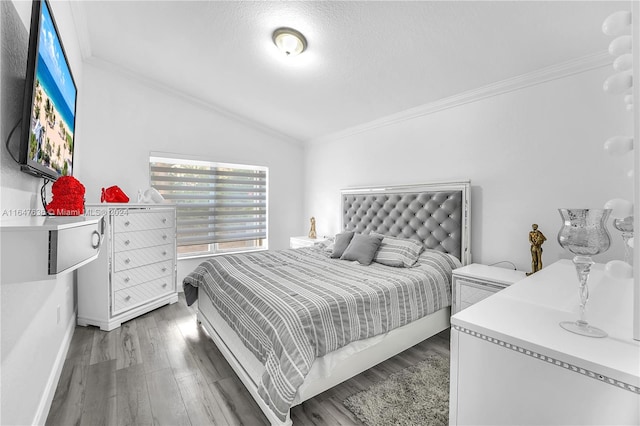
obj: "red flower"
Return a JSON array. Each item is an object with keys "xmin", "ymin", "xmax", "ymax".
[{"xmin": 46, "ymin": 176, "xmax": 85, "ymax": 216}]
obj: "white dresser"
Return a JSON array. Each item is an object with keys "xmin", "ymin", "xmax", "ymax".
[
  {"xmin": 450, "ymin": 260, "xmax": 639, "ymax": 425},
  {"xmin": 78, "ymin": 204, "xmax": 178, "ymax": 331}
]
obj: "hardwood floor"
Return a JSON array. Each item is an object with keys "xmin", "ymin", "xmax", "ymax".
[{"xmin": 46, "ymin": 295, "xmax": 451, "ymax": 426}]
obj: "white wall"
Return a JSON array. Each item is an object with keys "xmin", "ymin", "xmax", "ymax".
[
  {"xmin": 303, "ymin": 66, "xmax": 633, "ymax": 272},
  {"xmin": 75, "ymin": 61, "xmax": 305, "ymax": 281},
  {"xmin": 1, "ymin": 1, "xmax": 84, "ymax": 424}
]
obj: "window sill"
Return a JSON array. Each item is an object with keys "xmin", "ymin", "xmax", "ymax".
[{"xmin": 178, "ymin": 247, "xmax": 268, "ymax": 261}]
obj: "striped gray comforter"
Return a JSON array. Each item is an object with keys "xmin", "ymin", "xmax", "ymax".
[{"xmin": 183, "ymin": 246, "xmax": 459, "ymax": 421}]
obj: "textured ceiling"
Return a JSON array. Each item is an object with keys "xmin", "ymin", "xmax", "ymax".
[{"xmin": 75, "ymin": 1, "xmax": 628, "ymax": 143}]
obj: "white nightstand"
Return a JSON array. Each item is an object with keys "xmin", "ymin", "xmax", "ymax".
[
  {"xmin": 289, "ymin": 236, "xmax": 328, "ymax": 249},
  {"xmin": 452, "ymin": 263, "xmax": 526, "ymax": 314}
]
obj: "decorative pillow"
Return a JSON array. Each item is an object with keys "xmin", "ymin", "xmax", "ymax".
[
  {"xmin": 330, "ymin": 231, "xmax": 355, "ymax": 258},
  {"xmin": 372, "ymin": 233, "xmax": 424, "ymax": 267},
  {"xmin": 340, "ymin": 233, "xmax": 384, "ymax": 265},
  {"xmin": 415, "ymin": 248, "xmax": 462, "ymax": 269},
  {"xmin": 318, "ymin": 240, "xmax": 335, "ymax": 253}
]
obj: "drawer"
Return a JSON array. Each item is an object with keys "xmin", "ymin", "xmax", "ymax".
[
  {"xmin": 113, "ymin": 209, "xmax": 174, "ymax": 233},
  {"xmin": 113, "ymin": 279, "xmax": 173, "ymax": 314},
  {"xmin": 113, "ymin": 228, "xmax": 175, "ymax": 252},
  {"xmin": 459, "ymin": 281, "xmax": 499, "ymax": 306},
  {"xmin": 113, "ymin": 243, "xmax": 174, "ymax": 272},
  {"xmin": 112, "ymin": 260, "xmax": 173, "ymax": 291},
  {"xmin": 49, "ymin": 218, "xmax": 104, "ymax": 274}
]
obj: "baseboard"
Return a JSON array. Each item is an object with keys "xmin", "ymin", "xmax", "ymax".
[
  {"xmin": 78, "ymin": 293, "xmax": 179, "ymax": 331},
  {"xmin": 32, "ymin": 309, "xmax": 77, "ymax": 426}
]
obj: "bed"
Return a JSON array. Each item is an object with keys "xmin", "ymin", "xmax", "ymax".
[{"xmin": 183, "ymin": 181, "xmax": 471, "ymax": 425}]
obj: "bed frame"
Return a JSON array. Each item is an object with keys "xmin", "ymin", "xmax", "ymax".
[{"xmin": 196, "ymin": 181, "xmax": 471, "ymax": 425}]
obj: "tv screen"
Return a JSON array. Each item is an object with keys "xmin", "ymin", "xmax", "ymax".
[{"xmin": 20, "ymin": 0, "xmax": 77, "ymax": 181}]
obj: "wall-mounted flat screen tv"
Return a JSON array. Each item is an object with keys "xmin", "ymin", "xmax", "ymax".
[{"xmin": 19, "ymin": 0, "xmax": 77, "ymax": 181}]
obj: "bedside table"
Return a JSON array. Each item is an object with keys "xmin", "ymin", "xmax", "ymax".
[
  {"xmin": 290, "ymin": 236, "xmax": 327, "ymax": 249},
  {"xmin": 452, "ymin": 263, "xmax": 526, "ymax": 314}
]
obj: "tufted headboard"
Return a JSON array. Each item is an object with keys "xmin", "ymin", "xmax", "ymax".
[{"xmin": 341, "ymin": 181, "xmax": 471, "ymax": 265}]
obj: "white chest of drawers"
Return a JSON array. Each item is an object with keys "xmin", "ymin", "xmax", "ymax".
[{"xmin": 77, "ymin": 204, "xmax": 178, "ymax": 330}]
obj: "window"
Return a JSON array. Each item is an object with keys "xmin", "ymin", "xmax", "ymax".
[{"xmin": 149, "ymin": 154, "xmax": 267, "ymax": 258}]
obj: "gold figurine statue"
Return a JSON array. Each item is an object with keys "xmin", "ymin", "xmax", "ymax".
[
  {"xmin": 308, "ymin": 217, "xmax": 317, "ymax": 239},
  {"xmin": 526, "ymin": 223, "xmax": 546, "ymax": 276}
]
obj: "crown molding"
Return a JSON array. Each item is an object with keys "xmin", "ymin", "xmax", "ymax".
[
  {"xmin": 83, "ymin": 56, "xmax": 303, "ymax": 147},
  {"xmin": 82, "ymin": 48, "xmax": 611, "ymax": 148},
  {"xmin": 308, "ymin": 51, "xmax": 613, "ymax": 146}
]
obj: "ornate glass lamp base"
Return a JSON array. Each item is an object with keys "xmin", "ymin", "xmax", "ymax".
[{"xmin": 559, "ymin": 320, "xmax": 608, "ymax": 338}]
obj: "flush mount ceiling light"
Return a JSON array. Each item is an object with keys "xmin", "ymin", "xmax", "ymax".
[{"xmin": 272, "ymin": 27, "xmax": 307, "ymax": 56}]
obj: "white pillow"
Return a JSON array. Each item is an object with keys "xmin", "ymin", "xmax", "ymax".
[{"xmin": 372, "ymin": 233, "xmax": 424, "ymax": 267}]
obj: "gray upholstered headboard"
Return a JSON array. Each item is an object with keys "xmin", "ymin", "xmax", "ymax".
[{"xmin": 341, "ymin": 181, "xmax": 471, "ymax": 265}]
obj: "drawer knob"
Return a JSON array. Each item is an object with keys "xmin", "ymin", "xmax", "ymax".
[
  {"xmin": 162, "ymin": 267, "xmax": 167, "ymax": 272},
  {"xmin": 124, "ymin": 295, "xmax": 131, "ymax": 301},
  {"xmin": 162, "ymin": 234, "xmax": 168, "ymax": 240},
  {"xmin": 124, "ymin": 221, "xmax": 130, "ymax": 226},
  {"xmin": 162, "ymin": 283, "xmax": 168, "ymax": 288},
  {"xmin": 162, "ymin": 218, "xmax": 167, "ymax": 224},
  {"xmin": 162, "ymin": 251, "xmax": 167, "ymax": 256},
  {"xmin": 124, "ymin": 277, "xmax": 130, "ymax": 283},
  {"xmin": 124, "ymin": 239, "xmax": 130, "ymax": 245},
  {"xmin": 91, "ymin": 230, "xmax": 101, "ymax": 249},
  {"xmin": 125, "ymin": 258, "xmax": 131, "ymax": 264}
]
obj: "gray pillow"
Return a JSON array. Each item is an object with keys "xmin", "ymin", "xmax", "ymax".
[
  {"xmin": 330, "ymin": 231, "xmax": 355, "ymax": 258},
  {"xmin": 340, "ymin": 233, "xmax": 384, "ymax": 265}
]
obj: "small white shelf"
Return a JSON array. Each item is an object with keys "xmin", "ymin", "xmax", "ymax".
[{"xmin": 1, "ymin": 215, "xmax": 105, "ymax": 283}]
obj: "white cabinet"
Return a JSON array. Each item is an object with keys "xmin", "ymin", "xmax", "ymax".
[
  {"xmin": 452, "ymin": 264, "xmax": 525, "ymax": 314},
  {"xmin": 0, "ymin": 215, "xmax": 104, "ymax": 284},
  {"xmin": 289, "ymin": 236, "xmax": 327, "ymax": 249},
  {"xmin": 449, "ymin": 260, "xmax": 640, "ymax": 425},
  {"xmin": 78, "ymin": 204, "xmax": 178, "ymax": 331}
]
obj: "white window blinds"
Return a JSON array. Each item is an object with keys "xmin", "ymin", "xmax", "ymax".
[{"xmin": 149, "ymin": 155, "xmax": 267, "ymax": 254}]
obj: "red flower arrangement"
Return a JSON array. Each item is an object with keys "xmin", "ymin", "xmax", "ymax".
[{"xmin": 46, "ymin": 176, "xmax": 85, "ymax": 216}]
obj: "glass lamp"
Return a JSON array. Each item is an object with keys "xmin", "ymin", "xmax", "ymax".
[{"xmin": 557, "ymin": 208, "xmax": 611, "ymax": 338}]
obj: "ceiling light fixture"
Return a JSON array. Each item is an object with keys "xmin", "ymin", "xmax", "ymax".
[{"xmin": 272, "ymin": 27, "xmax": 307, "ymax": 56}]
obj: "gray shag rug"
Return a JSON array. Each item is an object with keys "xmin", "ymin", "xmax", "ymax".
[{"xmin": 343, "ymin": 355, "xmax": 449, "ymax": 426}]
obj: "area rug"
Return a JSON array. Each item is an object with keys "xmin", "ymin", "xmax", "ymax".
[{"xmin": 343, "ymin": 355, "xmax": 449, "ymax": 426}]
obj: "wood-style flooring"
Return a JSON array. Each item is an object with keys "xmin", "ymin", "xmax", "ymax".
[{"xmin": 46, "ymin": 295, "xmax": 451, "ymax": 426}]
